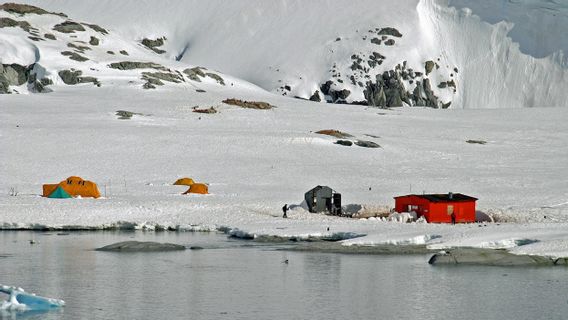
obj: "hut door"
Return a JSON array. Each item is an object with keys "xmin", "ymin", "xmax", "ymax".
[{"xmin": 447, "ymin": 205, "xmax": 454, "ymax": 215}]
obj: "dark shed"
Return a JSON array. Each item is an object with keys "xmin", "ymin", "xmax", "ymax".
[{"xmin": 304, "ymin": 186, "xmax": 341, "ymax": 214}]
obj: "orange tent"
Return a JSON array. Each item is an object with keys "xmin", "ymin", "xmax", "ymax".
[
  {"xmin": 173, "ymin": 178, "xmax": 195, "ymax": 186},
  {"xmin": 183, "ymin": 183, "xmax": 208, "ymax": 195},
  {"xmin": 42, "ymin": 176, "xmax": 101, "ymax": 198}
]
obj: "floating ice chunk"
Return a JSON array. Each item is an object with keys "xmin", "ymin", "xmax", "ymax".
[{"xmin": 0, "ymin": 285, "xmax": 65, "ymax": 312}]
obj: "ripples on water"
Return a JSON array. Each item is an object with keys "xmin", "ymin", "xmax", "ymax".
[{"xmin": 0, "ymin": 231, "xmax": 567, "ymax": 320}]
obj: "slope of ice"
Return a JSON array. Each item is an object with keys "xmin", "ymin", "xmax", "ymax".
[
  {"xmin": 0, "ymin": 285, "xmax": 65, "ymax": 312},
  {"xmin": 8, "ymin": 0, "xmax": 568, "ymax": 107}
]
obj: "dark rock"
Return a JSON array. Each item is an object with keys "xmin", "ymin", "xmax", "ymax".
[
  {"xmin": 109, "ymin": 61, "xmax": 165, "ymax": 70},
  {"xmin": 466, "ymin": 139, "xmax": 487, "ymax": 145},
  {"xmin": 205, "ymin": 72, "xmax": 225, "ymax": 85},
  {"xmin": 143, "ymin": 82, "xmax": 156, "ymax": 89},
  {"xmin": 96, "ymin": 241, "xmax": 186, "ymax": 252},
  {"xmin": 1, "ymin": 63, "xmax": 31, "ymax": 86},
  {"xmin": 355, "ymin": 140, "xmax": 381, "ymax": 148},
  {"xmin": 320, "ymin": 80, "xmax": 334, "ymax": 96},
  {"xmin": 335, "ymin": 140, "xmax": 353, "ymax": 147},
  {"xmin": 309, "ymin": 90, "xmax": 321, "ymax": 102},
  {"xmin": 438, "ymin": 82, "xmax": 447, "ymax": 89},
  {"xmin": 58, "ymin": 69, "xmax": 98, "ymax": 86},
  {"xmin": 61, "ymin": 51, "xmax": 89, "ymax": 62},
  {"xmin": 44, "ymin": 33, "xmax": 56, "ymax": 40},
  {"xmin": 183, "ymin": 67, "xmax": 206, "ymax": 82},
  {"xmin": 331, "ymin": 89, "xmax": 351, "ymax": 102},
  {"xmin": 89, "ymin": 36, "xmax": 99, "ymax": 46},
  {"xmin": 428, "ymin": 248, "xmax": 553, "ymax": 266},
  {"xmin": 141, "ymin": 37, "xmax": 167, "ymax": 54},
  {"xmin": 106, "ymin": 50, "xmax": 115, "ymax": 55},
  {"xmin": 190, "ymin": 246, "xmax": 204, "ymax": 250},
  {"xmin": 82, "ymin": 23, "xmax": 108, "ymax": 35},
  {"xmin": 196, "ymin": 89, "xmax": 206, "ymax": 93},
  {"xmin": 142, "ymin": 71, "xmax": 183, "ymax": 83},
  {"xmin": 454, "ymin": 67, "xmax": 459, "ymax": 73},
  {"xmin": 53, "ymin": 20, "xmax": 85, "ymax": 33},
  {"xmin": 442, "ymin": 101, "xmax": 451, "ymax": 109},
  {"xmin": 40, "ymin": 77, "xmax": 53, "ymax": 86},
  {"xmin": 315, "ymin": 129, "xmax": 353, "ymax": 138},
  {"xmin": 384, "ymin": 39, "xmax": 395, "ymax": 46},
  {"xmin": 425, "ymin": 60, "xmax": 435, "ymax": 75},
  {"xmin": 0, "ymin": 17, "xmax": 32, "ymax": 32},
  {"xmin": 0, "ymin": 3, "xmax": 67, "ymax": 17},
  {"xmin": 371, "ymin": 38, "xmax": 381, "ymax": 45},
  {"xmin": 284, "ymin": 85, "xmax": 291, "ymax": 91},
  {"xmin": 378, "ymin": 27, "xmax": 402, "ymax": 37},
  {"xmin": 119, "ymin": 50, "xmax": 129, "ymax": 56},
  {"xmin": 67, "ymin": 42, "xmax": 90, "ymax": 52},
  {"xmin": 223, "ymin": 98, "xmax": 275, "ymax": 110}
]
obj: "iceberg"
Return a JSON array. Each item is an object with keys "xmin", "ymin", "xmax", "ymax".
[{"xmin": 0, "ymin": 285, "xmax": 65, "ymax": 313}]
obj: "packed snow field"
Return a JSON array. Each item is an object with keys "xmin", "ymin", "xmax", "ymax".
[
  {"xmin": 1, "ymin": 0, "xmax": 568, "ymax": 259},
  {"xmin": 2, "ymin": 87, "xmax": 568, "ymax": 258}
]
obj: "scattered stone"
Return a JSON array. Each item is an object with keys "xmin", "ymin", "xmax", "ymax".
[
  {"xmin": 61, "ymin": 51, "xmax": 89, "ymax": 62},
  {"xmin": 142, "ymin": 71, "xmax": 183, "ymax": 83},
  {"xmin": 82, "ymin": 23, "xmax": 108, "ymax": 35},
  {"xmin": 371, "ymin": 38, "xmax": 381, "ymax": 45},
  {"xmin": 58, "ymin": 69, "xmax": 98, "ymax": 86},
  {"xmin": 183, "ymin": 67, "xmax": 206, "ymax": 82},
  {"xmin": 438, "ymin": 82, "xmax": 447, "ymax": 89},
  {"xmin": 384, "ymin": 39, "xmax": 395, "ymax": 46},
  {"xmin": 196, "ymin": 89, "xmax": 206, "ymax": 93},
  {"xmin": 355, "ymin": 140, "xmax": 381, "ymax": 148},
  {"xmin": 28, "ymin": 36, "xmax": 43, "ymax": 42},
  {"xmin": 320, "ymin": 80, "xmax": 334, "ymax": 96},
  {"xmin": 0, "ymin": 3, "xmax": 67, "ymax": 17},
  {"xmin": 109, "ymin": 61, "xmax": 165, "ymax": 70},
  {"xmin": 466, "ymin": 139, "xmax": 487, "ymax": 145},
  {"xmin": 0, "ymin": 17, "xmax": 32, "ymax": 32},
  {"xmin": 53, "ymin": 20, "xmax": 85, "ymax": 33},
  {"xmin": 96, "ymin": 241, "xmax": 186, "ymax": 252},
  {"xmin": 119, "ymin": 50, "xmax": 129, "ymax": 56},
  {"xmin": 142, "ymin": 82, "xmax": 156, "ymax": 89},
  {"xmin": 141, "ymin": 37, "xmax": 166, "ymax": 54},
  {"xmin": 335, "ymin": 140, "xmax": 353, "ymax": 146},
  {"xmin": 190, "ymin": 246, "xmax": 204, "ymax": 250},
  {"xmin": 106, "ymin": 50, "xmax": 115, "ymax": 55},
  {"xmin": 192, "ymin": 106, "xmax": 217, "ymax": 114},
  {"xmin": 377, "ymin": 27, "xmax": 402, "ymax": 37},
  {"xmin": 44, "ymin": 33, "xmax": 56, "ymax": 40},
  {"xmin": 454, "ymin": 67, "xmax": 459, "ymax": 73},
  {"xmin": 222, "ymin": 98, "xmax": 275, "ymax": 110},
  {"xmin": 335, "ymin": 37, "xmax": 341, "ymax": 41},
  {"xmin": 89, "ymin": 36, "xmax": 99, "ymax": 46},
  {"xmin": 67, "ymin": 42, "xmax": 90, "ymax": 52},
  {"xmin": 315, "ymin": 129, "xmax": 353, "ymax": 139},
  {"xmin": 205, "ymin": 72, "xmax": 225, "ymax": 85},
  {"xmin": 425, "ymin": 60, "xmax": 435, "ymax": 75},
  {"xmin": 116, "ymin": 110, "xmax": 142, "ymax": 119},
  {"xmin": 309, "ymin": 90, "xmax": 321, "ymax": 102}
]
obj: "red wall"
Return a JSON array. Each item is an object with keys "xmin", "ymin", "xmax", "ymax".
[{"xmin": 395, "ymin": 196, "xmax": 476, "ymax": 223}]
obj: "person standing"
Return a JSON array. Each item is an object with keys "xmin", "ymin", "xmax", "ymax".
[{"xmin": 282, "ymin": 204, "xmax": 288, "ymax": 218}]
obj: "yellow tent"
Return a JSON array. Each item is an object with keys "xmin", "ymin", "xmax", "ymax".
[
  {"xmin": 42, "ymin": 176, "xmax": 101, "ymax": 198},
  {"xmin": 183, "ymin": 183, "xmax": 208, "ymax": 195},
  {"xmin": 174, "ymin": 178, "xmax": 195, "ymax": 186}
]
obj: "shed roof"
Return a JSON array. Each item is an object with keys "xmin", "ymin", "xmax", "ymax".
[{"xmin": 394, "ymin": 193, "xmax": 477, "ymax": 202}]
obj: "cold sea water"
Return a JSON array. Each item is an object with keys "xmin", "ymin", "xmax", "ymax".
[{"xmin": 0, "ymin": 231, "xmax": 567, "ymax": 320}]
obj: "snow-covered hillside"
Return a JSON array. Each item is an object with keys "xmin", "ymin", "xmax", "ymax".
[{"xmin": 2, "ymin": 0, "xmax": 568, "ymax": 108}]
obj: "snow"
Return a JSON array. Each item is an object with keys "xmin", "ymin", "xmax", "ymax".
[
  {"xmin": 8, "ymin": 0, "xmax": 568, "ymax": 107},
  {"xmin": 1, "ymin": 0, "xmax": 568, "ymax": 259}
]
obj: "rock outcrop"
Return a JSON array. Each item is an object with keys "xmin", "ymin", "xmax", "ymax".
[{"xmin": 96, "ymin": 241, "xmax": 186, "ymax": 252}]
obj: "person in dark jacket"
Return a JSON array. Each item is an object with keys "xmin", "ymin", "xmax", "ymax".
[{"xmin": 282, "ymin": 204, "xmax": 288, "ymax": 218}]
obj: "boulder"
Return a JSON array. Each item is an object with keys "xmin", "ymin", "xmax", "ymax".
[
  {"xmin": 335, "ymin": 140, "xmax": 353, "ymax": 146},
  {"xmin": 428, "ymin": 248, "xmax": 554, "ymax": 266},
  {"xmin": 108, "ymin": 61, "xmax": 164, "ymax": 70},
  {"xmin": 0, "ymin": 3, "xmax": 67, "ymax": 17},
  {"xmin": 355, "ymin": 140, "xmax": 380, "ymax": 148},
  {"xmin": 183, "ymin": 67, "xmax": 206, "ymax": 82},
  {"xmin": 309, "ymin": 90, "xmax": 321, "ymax": 102},
  {"xmin": 377, "ymin": 27, "xmax": 403, "ymax": 37},
  {"xmin": 384, "ymin": 39, "xmax": 395, "ymax": 46},
  {"xmin": 89, "ymin": 36, "xmax": 99, "ymax": 46},
  {"xmin": 425, "ymin": 60, "xmax": 435, "ymax": 75},
  {"xmin": 53, "ymin": 20, "xmax": 85, "ymax": 33},
  {"xmin": 96, "ymin": 241, "xmax": 186, "ymax": 252}
]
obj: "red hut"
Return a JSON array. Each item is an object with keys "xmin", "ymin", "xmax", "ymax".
[{"xmin": 394, "ymin": 193, "xmax": 477, "ymax": 223}]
